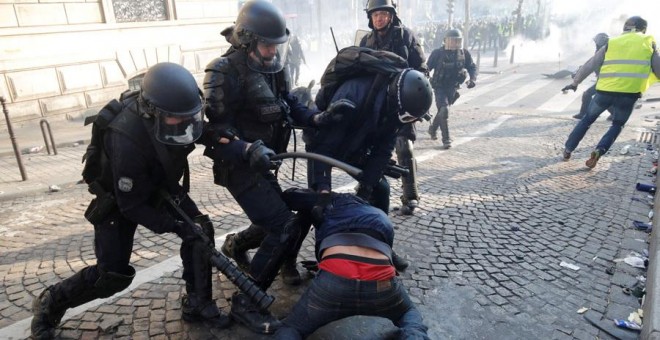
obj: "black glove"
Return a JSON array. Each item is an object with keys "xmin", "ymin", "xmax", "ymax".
[
  {"xmin": 193, "ymin": 214, "xmax": 215, "ymax": 247},
  {"xmin": 561, "ymin": 84, "xmax": 577, "ymax": 92},
  {"xmin": 244, "ymin": 140, "xmax": 276, "ymax": 173},
  {"xmin": 311, "ymin": 192, "xmax": 333, "ymax": 223},
  {"xmin": 313, "ymin": 99, "xmax": 356, "ymax": 126},
  {"xmin": 466, "ymin": 80, "xmax": 476, "ymax": 89},
  {"xmin": 173, "ymin": 220, "xmax": 201, "ymax": 243},
  {"xmin": 355, "ymin": 184, "xmax": 373, "ymax": 202}
]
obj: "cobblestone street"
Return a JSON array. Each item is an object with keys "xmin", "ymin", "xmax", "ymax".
[{"xmin": 1, "ymin": 69, "xmax": 659, "ymax": 339}]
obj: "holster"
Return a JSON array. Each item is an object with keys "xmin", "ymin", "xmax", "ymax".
[
  {"xmin": 84, "ymin": 187, "xmax": 116, "ymax": 224},
  {"xmin": 212, "ymin": 162, "xmax": 232, "ymax": 187}
]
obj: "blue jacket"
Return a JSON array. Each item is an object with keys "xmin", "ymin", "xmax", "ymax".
[
  {"xmin": 318, "ymin": 194, "xmax": 395, "ymax": 260},
  {"xmin": 308, "ymin": 75, "xmax": 399, "ymax": 191}
]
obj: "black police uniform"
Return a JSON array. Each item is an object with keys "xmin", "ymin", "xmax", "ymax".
[
  {"xmin": 360, "ymin": 22, "xmax": 427, "ymax": 213},
  {"xmin": 203, "ymin": 47, "xmax": 316, "ymax": 290},
  {"xmin": 427, "ymin": 46, "xmax": 477, "ymax": 145},
  {"xmin": 30, "ymin": 95, "xmax": 223, "ymax": 339}
]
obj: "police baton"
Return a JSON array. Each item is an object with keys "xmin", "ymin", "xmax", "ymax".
[
  {"xmin": 160, "ymin": 191, "xmax": 275, "ymax": 310},
  {"xmin": 271, "ymin": 152, "xmax": 363, "ymax": 179}
]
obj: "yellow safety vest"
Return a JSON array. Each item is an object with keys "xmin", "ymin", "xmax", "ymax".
[{"xmin": 597, "ymin": 32, "xmax": 655, "ymax": 93}]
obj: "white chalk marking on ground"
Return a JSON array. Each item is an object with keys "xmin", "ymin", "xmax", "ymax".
[
  {"xmin": 537, "ymin": 88, "xmax": 581, "ymax": 112},
  {"xmin": 455, "ymin": 74, "xmax": 526, "ymax": 104},
  {"xmin": 486, "ymin": 79, "xmax": 551, "ymax": 107}
]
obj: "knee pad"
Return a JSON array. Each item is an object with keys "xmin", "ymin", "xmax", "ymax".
[
  {"xmin": 395, "ymin": 136, "xmax": 413, "ymax": 160},
  {"xmin": 94, "ymin": 266, "xmax": 136, "ymax": 298}
]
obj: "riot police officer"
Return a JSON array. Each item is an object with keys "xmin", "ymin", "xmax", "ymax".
[
  {"xmin": 202, "ymin": 0, "xmax": 345, "ymax": 334},
  {"xmin": 358, "ymin": 0, "xmax": 428, "ymax": 216},
  {"xmin": 427, "ymin": 29, "xmax": 478, "ymax": 149},
  {"xmin": 31, "ymin": 62, "xmax": 230, "ymax": 339}
]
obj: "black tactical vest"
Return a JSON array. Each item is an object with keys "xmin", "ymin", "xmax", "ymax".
[
  {"xmin": 226, "ymin": 51, "xmax": 291, "ymax": 152},
  {"xmin": 431, "ymin": 48, "xmax": 466, "ymax": 88}
]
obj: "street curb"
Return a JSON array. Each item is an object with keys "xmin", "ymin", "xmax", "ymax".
[{"xmin": 643, "ymin": 172, "xmax": 660, "ymax": 339}]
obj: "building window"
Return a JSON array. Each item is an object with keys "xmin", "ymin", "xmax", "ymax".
[
  {"xmin": 128, "ymin": 74, "xmax": 145, "ymax": 92},
  {"xmin": 112, "ymin": 0, "xmax": 168, "ymax": 23}
]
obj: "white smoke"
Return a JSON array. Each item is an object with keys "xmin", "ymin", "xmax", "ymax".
[{"xmin": 509, "ymin": 0, "xmax": 660, "ymax": 67}]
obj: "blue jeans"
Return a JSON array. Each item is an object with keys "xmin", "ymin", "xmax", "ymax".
[
  {"xmin": 565, "ymin": 92, "xmax": 638, "ymax": 154},
  {"xmin": 274, "ymin": 270, "xmax": 429, "ymax": 339},
  {"xmin": 579, "ymin": 84, "xmax": 614, "ymax": 116}
]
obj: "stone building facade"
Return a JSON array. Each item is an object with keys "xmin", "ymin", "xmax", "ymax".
[{"xmin": 0, "ymin": 0, "xmax": 237, "ymax": 128}]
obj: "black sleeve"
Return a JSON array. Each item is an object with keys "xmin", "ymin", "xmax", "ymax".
[
  {"xmin": 202, "ymin": 56, "xmax": 250, "ymax": 164},
  {"xmin": 464, "ymin": 50, "xmax": 478, "ymax": 80},
  {"xmin": 404, "ymin": 28, "xmax": 428, "ymax": 73},
  {"xmin": 106, "ymin": 131, "xmax": 179, "ymax": 234},
  {"xmin": 427, "ymin": 49, "xmax": 439, "ymax": 73}
]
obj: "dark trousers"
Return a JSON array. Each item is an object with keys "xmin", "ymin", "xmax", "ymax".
[
  {"xmin": 223, "ymin": 163, "xmax": 300, "ymax": 289},
  {"xmin": 275, "ymin": 270, "xmax": 429, "ymax": 339},
  {"xmin": 579, "ymin": 83, "xmax": 614, "ymax": 116}
]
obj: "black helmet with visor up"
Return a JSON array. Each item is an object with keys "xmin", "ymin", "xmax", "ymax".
[{"xmin": 233, "ymin": 0, "xmax": 290, "ymax": 73}]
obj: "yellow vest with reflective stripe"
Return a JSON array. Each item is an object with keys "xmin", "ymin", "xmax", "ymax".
[{"xmin": 596, "ymin": 32, "xmax": 655, "ymax": 93}]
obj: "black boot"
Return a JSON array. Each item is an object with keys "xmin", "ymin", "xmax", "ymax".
[
  {"xmin": 221, "ymin": 224, "xmax": 266, "ymax": 271},
  {"xmin": 31, "ymin": 268, "xmax": 108, "ymax": 339},
  {"xmin": 399, "ymin": 199, "xmax": 418, "ymax": 216},
  {"xmin": 182, "ymin": 293, "xmax": 231, "ymax": 329},
  {"xmin": 391, "ymin": 250, "xmax": 410, "ymax": 272},
  {"xmin": 230, "ymin": 292, "xmax": 282, "ymax": 334},
  {"xmin": 182, "ymin": 239, "xmax": 230, "ymax": 329},
  {"xmin": 280, "ymin": 258, "xmax": 302, "ymax": 286},
  {"xmin": 31, "ymin": 288, "xmax": 65, "ymax": 340}
]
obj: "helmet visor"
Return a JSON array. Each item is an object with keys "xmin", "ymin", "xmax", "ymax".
[
  {"xmin": 247, "ymin": 40, "xmax": 289, "ymax": 73},
  {"xmin": 398, "ymin": 111, "xmax": 421, "ymax": 123},
  {"xmin": 155, "ymin": 110, "xmax": 203, "ymax": 145},
  {"xmin": 444, "ymin": 37, "xmax": 463, "ymax": 50}
]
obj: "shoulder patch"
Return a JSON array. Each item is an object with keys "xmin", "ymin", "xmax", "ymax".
[{"xmin": 118, "ymin": 177, "xmax": 133, "ymax": 192}]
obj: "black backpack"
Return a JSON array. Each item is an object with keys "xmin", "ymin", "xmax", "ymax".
[
  {"xmin": 314, "ymin": 46, "xmax": 408, "ymax": 111},
  {"xmin": 81, "ymin": 90, "xmax": 139, "ymax": 188}
]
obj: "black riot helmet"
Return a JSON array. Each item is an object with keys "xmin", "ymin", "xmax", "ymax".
[
  {"xmin": 388, "ymin": 69, "xmax": 433, "ymax": 123},
  {"xmin": 365, "ymin": 0, "xmax": 401, "ymax": 29},
  {"xmin": 233, "ymin": 0, "xmax": 290, "ymax": 73},
  {"xmin": 623, "ymin": 16, "xmax": 647, "ymax": 33},
  {"xmin": 140, "ymin": 62, "xmax": 204, "ymax": 145},
  {"xmin": 444, "ymin": 29, "xmax": 463, "ymax": 50},
  {"xmin": 593, "ymin": 33, "xmax": 609, "ymax": 50}
]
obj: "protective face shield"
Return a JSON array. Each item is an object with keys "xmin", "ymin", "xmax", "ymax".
[
  {"xmin": 247, "ymin": 39, "xmax": 289, "ymax": 73},
  {"xmin": 233, "ymin": 0, "xmax": 290, "ymax": 73},
  {"xmin": 139, "ymin": 62, "xmax": 205, "ymax": 145},
  {"xmin": 389, "ymin": 69, "xmax": 433, "ymax": 123},
  {"xmin": 155, "ymin": 110, "xmax": 204, "ymax": 145},
  {"xmin": 444, "ymin": 29, "xmax": 463, "ymax": 50}
]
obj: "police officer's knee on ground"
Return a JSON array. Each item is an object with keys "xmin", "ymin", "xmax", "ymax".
[{"xmin": 31, "ymin": 62, "xmax": 230, "ymax": 340}]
